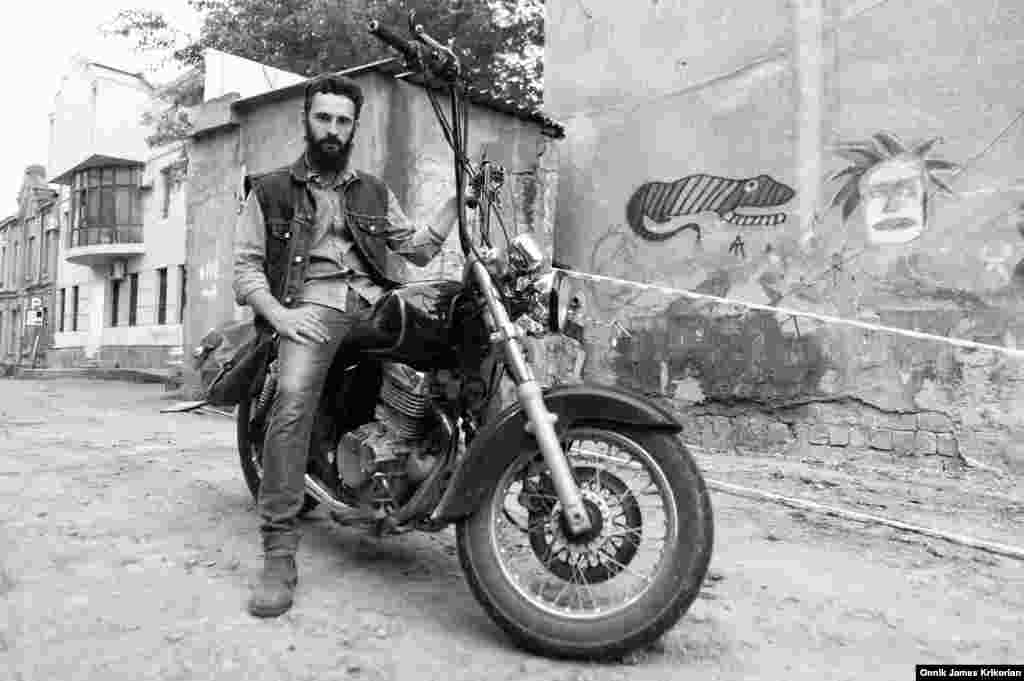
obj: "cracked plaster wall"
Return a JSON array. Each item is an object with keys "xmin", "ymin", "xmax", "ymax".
[{"xmin": 545, "ymin": 0, "xmax": 1024, "ymax": 474}]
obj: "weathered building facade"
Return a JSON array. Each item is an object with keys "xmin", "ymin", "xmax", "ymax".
[
  {"xmin": 181, "ymin": 56, "xmax": 562, "ymax": 395},
  {"xmin": 0, "ymin": 166, "xmax": 59, "ymax": 370},
  {"xmin": 545, "ymin": 0, "xmax": 1024, "ymax": 472},
  {"xmin": 46, "ymin": 58, "xmax": 190, "ymax": 370}
]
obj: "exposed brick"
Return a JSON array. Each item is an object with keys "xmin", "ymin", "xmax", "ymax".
[
  {"xmin": 765, "ymin": 422, "xmax": 792, "ymax": 445},
  {"xmin": 892, "ymin": 430, "xmax": 916, "ymax": 454},
  {"xmin": 918, "ymin": 412, "xmax": 953, "ymax": 433},
  {"xmin": 914, "ymin": 430, "xmax": 937, "ymax": 455},
  {"xmin": 713, "ymin": 415, "xmax": 732, "ymax": 441},
  {"xmin": 936, "ymin": 433, "xmax": 960, "ymax": 458},
  {"xmin": 869, "ymin": 428, "xmax": 893, "ymax": 451},
  {"xmin": 883, "ymin": 413, "xmax": 919, "ymax": 431},
  {"xmin": 809, "ymin": 425, "xmax": 830, "ymax": 445},
  {"xmin": 849, "ymin": 427, "xmax": 868, "ymax": 449},
  {"xmin": 828, "ymin": 425, "xmax": 850, "ymax": 447}
]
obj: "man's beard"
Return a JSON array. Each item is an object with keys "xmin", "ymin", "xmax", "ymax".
[{"xmin": 305, "ymin": 127, "xmax": 354, "ymax": 174}]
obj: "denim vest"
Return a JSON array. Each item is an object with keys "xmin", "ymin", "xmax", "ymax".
[{"xmin": 245, "ymin": 157, "xmax": 409, "ymax": 317}]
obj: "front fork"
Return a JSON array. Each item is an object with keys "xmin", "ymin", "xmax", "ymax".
[{"xmin": 470, "ymin": 259, "xmax": 593, "ymax": 536}]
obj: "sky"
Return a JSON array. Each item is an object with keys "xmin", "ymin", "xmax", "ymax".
[{"xmin": 0, "ymin": 0, "xmax": 203, "ymax": 216}]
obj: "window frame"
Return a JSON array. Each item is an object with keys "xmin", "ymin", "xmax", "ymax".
[
  {"xmin": 128, "ymin": 272, "xmax": 139, "ymax": 327},
  {"xmin": 69, "ymin": 165, "xmax": 142, "ymax": 247},
  {"xmin": 157, "ymin": 267, "xmax": 168, "ymax": 325},
  {"xmin": 111, "ymin": 279, "xmax": 121, "ymax": 328},
  {"xmin": 71, "ymin": 286, "xmax": 79, "ymax": 332}
]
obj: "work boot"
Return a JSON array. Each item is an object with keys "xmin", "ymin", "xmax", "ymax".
[{"xmin": 247, "ymin": 534, "xmax": 299, "ymax": 618}]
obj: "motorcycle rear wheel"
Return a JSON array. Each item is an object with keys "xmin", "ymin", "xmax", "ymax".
[
  {"xmin": 455, "ymin": 425, "xmax": 713, "ymax": 660},
  {"xmin": 236, "ymin": 396, "xmax": 319, "ymax": 516}
]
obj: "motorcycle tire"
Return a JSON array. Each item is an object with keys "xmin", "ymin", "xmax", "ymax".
[
  {"xmin": 455, "ymin": 426, "xmax": 713, "ymax": 660},
  {"xmin": 236, "ymin": 396, "xmax": 319, "ymax": 516}
]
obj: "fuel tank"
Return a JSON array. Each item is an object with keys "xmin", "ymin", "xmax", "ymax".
[{"xmin": 342, "ymin": 279, "xmax": 474, "ymax": 371}]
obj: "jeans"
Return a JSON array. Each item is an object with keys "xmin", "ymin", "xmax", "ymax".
[{"xmin": 257, "ymin": 300, "xmax": 365, "ymax": 543}]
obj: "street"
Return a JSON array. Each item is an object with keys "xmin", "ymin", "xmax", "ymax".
[{"xmin": 1, "ymin": 379, "xmax": 1021, "ymax": 681}]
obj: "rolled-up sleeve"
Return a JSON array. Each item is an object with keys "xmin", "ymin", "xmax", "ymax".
[
  {"xmin": 384, "ymin": 188, "xmax": 448, "ymax": 267},
  {"xmin": 233, "ymin": 192, "xmax": 271, "ymax": 306}
]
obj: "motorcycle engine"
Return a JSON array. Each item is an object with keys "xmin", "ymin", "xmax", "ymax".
[{"xmin": 336, "ymin": 362, "xmax": 443, "ymax": 506}]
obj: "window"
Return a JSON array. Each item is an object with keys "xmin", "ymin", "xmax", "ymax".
[
  {"xmin": 178, "ymin": 264, "xmax": 187, "ymax": 324},
  {"xmin": 71, "ymin": 286, "xmax": 79, "ymax": 332},
  {"xmin": 162, "ymin": 167, "xmax": 172, "ymax": 219},
  {"xmin": 70, "ymin": 166, "xmax": 142, "ymax": 247},
  {"xmin": 59, "ymin": 288, "xmax": 66, "ymax": 332},
  {"xmin": 157, "ymin": 267, "xmax": 168, "ymax": 325},
  {"xmin": 128, "ymin": 273, "xmax": 139, "ymax": 327},
  {"xmin": 27, "ymin": 236, "xmax": 35, "ymax": 281},
  {"xmin": 12, "ymin": 242, "xmax": 19, "ymax": 285},
  {"xmin": 41, "ymin": 226, "xmax": 56, "ymax": 280},
  {"xmin": 40, "ymin": 231, "xmax": 48, "ymax": 278},
  {"xmin": 10, "ymin": 308, "xmax": 18, "ymax": 355},
  {"xmin": 0, "ymin": 245, "xmax": 5, "ymax": 286},
  {"xmin": 111, "ymin": 279, "xmax": 121, "ymax": 327}
]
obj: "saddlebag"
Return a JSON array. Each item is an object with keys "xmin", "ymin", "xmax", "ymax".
[{"xmin": 193, "ymin": 319, "xmax": 276, "ymax": 407}]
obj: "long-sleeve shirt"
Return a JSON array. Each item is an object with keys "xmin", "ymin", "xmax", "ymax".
[{"xmin": 233, "ymin": 165, "xmax": 449, "ymax": 312}]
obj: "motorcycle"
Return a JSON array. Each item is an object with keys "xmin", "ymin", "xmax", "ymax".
[{"xmin": 174, "ymin": 13, "xmax": 713, "ymax": 660}]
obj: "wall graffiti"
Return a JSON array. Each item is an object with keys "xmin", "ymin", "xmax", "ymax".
[
  {"xmin": 827, "ymin": 132, "xmax": 960, "ymax": 245},
  {"xmin": 625, "ymin": 173, "xmax": 795, "ymax": 254}
]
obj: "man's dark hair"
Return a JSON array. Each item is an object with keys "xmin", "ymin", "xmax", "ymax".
[{"xmin": 303, "ymin": 74, "xmax": 364, "ymax": 119}]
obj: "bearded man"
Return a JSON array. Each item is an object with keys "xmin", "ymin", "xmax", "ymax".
[{"xmin": 233, "ymin": 74, "xmax": 459, "ymax": 617}]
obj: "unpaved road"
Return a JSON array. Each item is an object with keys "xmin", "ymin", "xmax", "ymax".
[{"xmin": 1, "ymin": 379, "xmax": 1021, "ymax": 681}]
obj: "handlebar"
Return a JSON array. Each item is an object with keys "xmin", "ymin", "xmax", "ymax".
[
  {"xmin": 368, "ymin": 20, "xmax": 422, "ymax": 64},
  {"xmin": 368, "ymin": 14, "xmax": 472, "ymax": 258},
  {"xmin": 368, "ymin": 19, "xmax": 460, "ymax": 80}
]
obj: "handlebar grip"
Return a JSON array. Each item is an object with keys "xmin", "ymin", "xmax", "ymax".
[{"xmin": 368, "ymin": 21, "xmax": 419, "ymax": 61}]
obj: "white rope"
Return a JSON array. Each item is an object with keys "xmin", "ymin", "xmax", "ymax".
[
  {"xmin": 553, "ymin": 268, "xmax": 1024, "ymax": 360},
  {"xmin": 704, "ymin": 477, "xmax": 1024, "ymax": 561}
]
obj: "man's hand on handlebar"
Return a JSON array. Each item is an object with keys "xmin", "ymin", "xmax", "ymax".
[{"xmin": 368, "ymin": 18, "xmax": 459, "ymax": 81}]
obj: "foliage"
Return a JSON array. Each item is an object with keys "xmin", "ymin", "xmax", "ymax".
[
  {"xmin": 108, "ymin": 0, "xmax": 545, "ymax": 145},
  {"xmin": 826, "ymin": 132, "xmax": 961, "ymax": 221}
]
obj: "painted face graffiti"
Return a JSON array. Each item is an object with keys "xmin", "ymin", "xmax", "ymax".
[
  {"xmin": 859, "ymin": 156, "xmax": 926, "ymax": 245},
  {"xmin": 827, "ymin": 132, "xmax": 960, "ymax": 245},
  {"xmin": 626, "ymin": 173, "xmax": 795, "ymax": 245}
]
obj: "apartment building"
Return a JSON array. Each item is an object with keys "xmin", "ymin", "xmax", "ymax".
[
  {"xmin": 45, "ymin": 57, "xmax": 190, "ymax": 370},
  {"xmin": 0, "ymin": 166, "xmax": 59, "ymax": 369}
]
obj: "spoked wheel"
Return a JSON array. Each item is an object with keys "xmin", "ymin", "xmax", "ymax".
[
  {"xmin": 456, "ymin": 426, "xmax": 713, "ymax": 659},
  {"xmin": 236, "ymin": 396, "xmax": 318, "ymax": 515}
]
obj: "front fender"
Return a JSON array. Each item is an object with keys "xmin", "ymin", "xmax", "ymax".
[{"xmin": 432, "ymin": 382, "xmax": 681, "ymax": 522}]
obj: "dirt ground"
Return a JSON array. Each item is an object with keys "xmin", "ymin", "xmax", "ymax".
[{"xmin": 1, "ymin": 378, "xmax": 1021, "ymax": 681}]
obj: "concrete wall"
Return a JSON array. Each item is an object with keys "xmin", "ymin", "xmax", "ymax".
[
  {"xmin": 546, "ymin": 0, "xmax": 1024, "ymax": 473},
  {"xmin": 48, "ymin": 58, "xmax": 153, "ymax": 183},
  {"xmin": 182, "ymin": 70, "xmax": 560, "ymax": 394}
]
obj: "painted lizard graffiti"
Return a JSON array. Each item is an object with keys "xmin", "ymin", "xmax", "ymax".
[{"xmin": 626, "ymin": 173, "xmax": 795, "ymax": 243}]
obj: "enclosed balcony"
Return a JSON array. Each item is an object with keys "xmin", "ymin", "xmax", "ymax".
[
  {"xmin": 51, "ymin": 155, "xmax": 145, "ymax": 267},
  {"xmin": 65, "ymin": 224, "xmax": 145, "ymax": 266}
]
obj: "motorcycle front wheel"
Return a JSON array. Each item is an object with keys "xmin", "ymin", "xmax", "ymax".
[{"xmin": 456, "ymin": 425, "xmax": 713, "ymax": 659}]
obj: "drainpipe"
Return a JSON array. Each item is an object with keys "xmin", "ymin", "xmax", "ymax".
[{"xmin": 794, "ymin": 0, "xmax": 825, "ymax": 250}]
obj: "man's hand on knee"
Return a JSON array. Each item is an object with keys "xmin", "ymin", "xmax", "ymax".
[{"xmin": 270, "ymin": 307, "xmax": 330, "ymax": 346}]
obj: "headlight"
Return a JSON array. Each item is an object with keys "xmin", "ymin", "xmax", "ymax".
[{"xmin": 508, "ymin": 234, "xmax": 545, "ymax": 274}]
